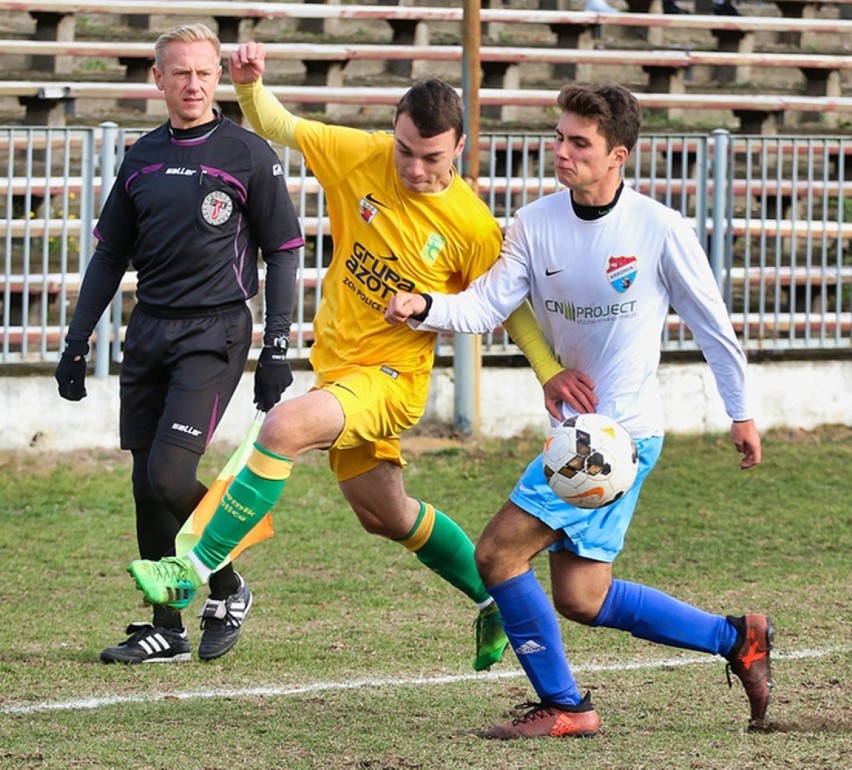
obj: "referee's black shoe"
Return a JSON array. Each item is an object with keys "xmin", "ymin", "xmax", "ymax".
[
  {"xmin": 100, "ymin": 622, "xmax": 190, "ymax": 664},
  {"xmin": 198, "ymin": 572, "xmax": 253, "ymax": 661}
]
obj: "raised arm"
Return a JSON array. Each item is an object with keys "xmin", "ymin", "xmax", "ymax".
[{"xmin": 229, "ymin": 42, "xmax": 300, "ymax": 149}]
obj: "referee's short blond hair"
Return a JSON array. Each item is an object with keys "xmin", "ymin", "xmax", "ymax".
[{"xmin": 154, "ymin": 23, "xmax": 221, "ymax": 70}]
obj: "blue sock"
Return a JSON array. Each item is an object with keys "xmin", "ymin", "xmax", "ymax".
[
  {"xmin": 593, "ymin": 579, "xmax": 738, "ymax": 656},
  {"xmin": 488, "ymin": 570, "xmax": 582, "ymax": 706}
]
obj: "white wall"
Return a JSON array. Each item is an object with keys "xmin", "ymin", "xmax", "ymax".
[{"xmin": 1, "ymin": 359, "xmax": 849, "ymax": 452}]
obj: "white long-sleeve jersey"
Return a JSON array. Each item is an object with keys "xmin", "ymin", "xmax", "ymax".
[{"xmin": 415, "ymin": 186, "xmax": 752, "ymax": 439}]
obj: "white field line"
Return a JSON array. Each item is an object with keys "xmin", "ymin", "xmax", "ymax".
[{"xmin": 2, "ymin": 643, "xmax": 850, "ymax": 716}]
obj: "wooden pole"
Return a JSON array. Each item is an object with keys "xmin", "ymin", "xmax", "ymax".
[{"xmin": 455, "ymin": 0, "xmax": 482, "ymax": 435}]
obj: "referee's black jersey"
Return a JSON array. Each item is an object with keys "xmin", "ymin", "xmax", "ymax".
[{"xmin": 94, "ymin": 115, "xmax": 304, "ymax": 310}]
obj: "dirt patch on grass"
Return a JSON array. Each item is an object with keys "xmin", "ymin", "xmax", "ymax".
[
  {"xmin": 764, "ymin": 424, "xmax": 852, "ymax": 444},
  {"xmin": 2, "ymin": 423, "xmax": 847, "ymax": 473},
  {"xmin": 0, "ymin": 447, "xmax": 129, "ymax": 476},
  {"xmin": 401, "ymin": 421, "xmax": 468, "ymax": 457},
  {"xmin": 399, "ymin": 421, "xmax": 852, "ymax": 459}
]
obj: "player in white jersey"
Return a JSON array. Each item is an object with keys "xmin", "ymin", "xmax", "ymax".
[{"xmin": 385, "ymin": 84, "xmax": 772, "ymax": 739}]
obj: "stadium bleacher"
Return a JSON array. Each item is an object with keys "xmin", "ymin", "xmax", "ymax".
[
  {"xmin": 2, "ymin": 39, "xmax": 851, "ymax": 131},
  {"xmin": 1, "ymin": 1, "xmax": 850, "ymax": 364},
  {"xmin": 1, "ymin": 0, "xmax": 851, "ymax": 131}
]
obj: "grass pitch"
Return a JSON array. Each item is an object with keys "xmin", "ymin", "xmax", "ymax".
[{"xmin": 0, "ymin": 426, "xmax": 850, "ymax": 769}]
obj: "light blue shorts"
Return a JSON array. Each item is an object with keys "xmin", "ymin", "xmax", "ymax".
[{"xmin": 509, "ymin": 436, "xmax": 664, "ymax": 563}]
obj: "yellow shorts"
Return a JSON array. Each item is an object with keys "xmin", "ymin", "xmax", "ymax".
[{"xmin": 317, "ymin": 364, "xmax": 431, "ymax": 482}]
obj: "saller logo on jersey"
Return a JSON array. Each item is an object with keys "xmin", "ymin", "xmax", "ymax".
[
  {"xmin": 201, "ymin": 190, "xmax": 233, "ymax": 226},
  {"xmin": 171, "ymin": 422, "xmax": 202, "ymax": 437},
  {"xmin": 606, "ymin": 255, "xmax": 637, "ymax": 293}
]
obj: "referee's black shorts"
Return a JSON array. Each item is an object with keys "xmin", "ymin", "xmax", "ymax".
[{"xmin": 119, "ymin": 302, "xmax": 252, "ymax": 454}]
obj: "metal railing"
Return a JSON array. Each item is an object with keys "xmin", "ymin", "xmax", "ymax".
[{"xmin": 2, "ymin": 124, "xmax": 850, "ymax": 369}]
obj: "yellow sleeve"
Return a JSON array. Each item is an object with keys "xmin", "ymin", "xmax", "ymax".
[
  {"xmin": 503, "ymin": 300, "xmax": 563, "ymax": 385},
  {"xmin": 234, "ymin": 79, "xmax": 300, "ymax": 149}
]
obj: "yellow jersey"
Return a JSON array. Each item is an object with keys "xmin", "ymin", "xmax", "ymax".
[
  {"xmin": 234, "ymin": 79, "xmax": 562, "ymax": 386},
  {"xmin": 295, "ymin": 120, "xmax": 502, "ymax": 379}
]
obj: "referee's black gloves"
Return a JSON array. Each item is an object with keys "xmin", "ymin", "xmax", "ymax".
[
  {"xmin": 254, "ymin": 347, "xmax": 293, "ymax": 412},
  {"xmin": 55, "ymin": 340, "xmax": 89, "ymax": 401}
]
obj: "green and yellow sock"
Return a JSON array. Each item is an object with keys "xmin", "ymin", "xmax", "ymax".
[
  {"xmin": 397, "ymin": 501, "xmax": 490, "ymax": 605},
  {"xmin": 193, "ymin": 442, "xmax": 292, "ymax": 572}
]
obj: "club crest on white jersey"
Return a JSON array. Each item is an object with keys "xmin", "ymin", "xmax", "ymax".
[
  {"xmin": 201, "ymin": 190, "xmax": 233, "ymax": 226},
  {"xmin": 606, "ymin": 255, "xmax": 637, "ymax": 293}
]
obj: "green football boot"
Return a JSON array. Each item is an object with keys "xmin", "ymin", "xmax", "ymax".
[
  {"xmin": 128, "ymin": 556, "xmax": 203, "ymax": 610},
  {"xmin": 473, "ymin": 601, "xmax": 509, "ymax": 671}
]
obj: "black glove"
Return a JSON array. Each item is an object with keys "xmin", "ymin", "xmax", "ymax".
[
  {"xmin": 55, "ymin": 340, "xmax": 90, "ymax": 401},
  {"xmin": 254, "ymin": 346, "xmax": 293, "ymax": 412}
]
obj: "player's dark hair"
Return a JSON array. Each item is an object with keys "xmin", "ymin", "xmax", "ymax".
[
  {"xmin": 394, "ymin": 79, "xmax": 464, "ymax": 141},
  {"xmin": 556, "ymin": 84, "xmax": 641, "ymax": 154}
]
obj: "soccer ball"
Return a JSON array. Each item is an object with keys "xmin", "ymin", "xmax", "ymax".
[{"xmin": 542, "ymin": 414, "xmax": 638, "ymax": 509}]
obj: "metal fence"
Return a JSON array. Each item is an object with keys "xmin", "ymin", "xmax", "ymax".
[{"xmin": 2, "ymin": 124, "xmax": 850, "ymax": 370}]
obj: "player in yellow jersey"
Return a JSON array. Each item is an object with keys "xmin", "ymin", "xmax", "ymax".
[{"xmin": 128, "ymin": 42, "xmax": 562, "ymax": 671}]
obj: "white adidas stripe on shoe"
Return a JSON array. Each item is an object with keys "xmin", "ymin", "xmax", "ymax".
[
  {"xmin": 100, "ymin": 622, "xmax": 191, "ymax": 664},
  {"xmin": 197, "ymin": 572, "xmax": 253, "ymax": 661}
]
